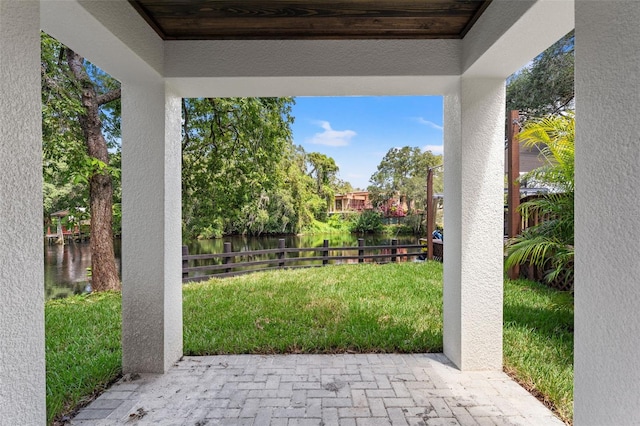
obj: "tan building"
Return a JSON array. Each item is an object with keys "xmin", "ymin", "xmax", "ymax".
[{"xmin": 333, "ymin": 191, "xmax": 371, "ymax": 212}]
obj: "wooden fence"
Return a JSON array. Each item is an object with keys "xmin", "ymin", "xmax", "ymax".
[
  {"xmin": 504, "ymin": 193, "xmax": 555, "ymax": 237},
  {"xmin": 182, "ymin": 238, "xmax": 443, "ymax": 282}
]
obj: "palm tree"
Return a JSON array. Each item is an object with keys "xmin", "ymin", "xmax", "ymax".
[{"xmin": 505, "ymin": 112, "xmax": 574, "ymax": 289}]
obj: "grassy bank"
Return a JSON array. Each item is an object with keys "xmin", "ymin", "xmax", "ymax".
[{"xmin": 45, "ymin": 263, "xmax": 573, "ymax": 424}]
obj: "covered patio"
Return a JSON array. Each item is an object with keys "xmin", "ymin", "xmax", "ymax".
[
  {"xmin": 71, "ymin": 354, "xmax": 562, "ymax": 425},
  {"xmin": 1, "ymin": 0, "xmax": 638, "ymax": 424}
]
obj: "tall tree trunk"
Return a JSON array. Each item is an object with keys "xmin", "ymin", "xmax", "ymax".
[{"xmin": 67, "ymin": 49, "xmax": 120, "ymax": 291}]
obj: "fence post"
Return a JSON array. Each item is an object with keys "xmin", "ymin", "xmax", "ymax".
[
  {"xmin": 358, "ymin": 238, "xmax": 364, "ymax": 263},
  {"xmin": 182, "ymin": 245, "xmax": 189, "ymax": 279},
  {"xmin": 507, "ymin": 110, "xmax": 521, "ymax": 279},
  {"xmin": 427, "ymin": 168, "xmax": 434, "ymax": 260},
  {"xmin": 223, "ymin": 242, "xmax": 233, "ymax": 274},
  {"xmin": 278, "ymin": 238, "xmax": 285, "ymax": 269},
  {"xmin": 391, "ymin": 239, "xmax": 398, "ymax": 262},
  {"xmin": 322, "ymin": 239, "xmax": 329, "ymax": 265}
]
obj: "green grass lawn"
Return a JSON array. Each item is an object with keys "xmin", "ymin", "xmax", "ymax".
[
  {"xmin": 45, "ymin": 291, "xmax": 121, "ymax": 424},
  {"xmin": 503, "ymin": 278, "xmax": 574, "ymax": 422},
  {"xmin": 45, "ymin": 262, "xmax": 573, "ymax": 424},
  {"xmin": 183, "ymin": 262, "xmax": 443, "ymax": 354}
]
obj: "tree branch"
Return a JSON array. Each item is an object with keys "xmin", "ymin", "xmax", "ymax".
[
  {"xmin": 551, "ymin": 96, "xmax": 575, "ymax": 116},
  {"xmin": 97, "ymin": 88, "xmax": 121, "ymax": 106}
]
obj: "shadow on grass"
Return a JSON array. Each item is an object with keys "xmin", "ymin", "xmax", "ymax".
[
  {"xmin": 182, "ymin": 264, "xmax": 444, "ymax": 355},
  {"xmin": 184, "ymin": 300, "xmax": 443, "ymax": 355},
  {"xmin": 504, "ymin": 279, "xmax": 573, "ymax": 334},
  {"xmin": 184, "ymin": 288, "xmax": 442, "ymax": 355}
]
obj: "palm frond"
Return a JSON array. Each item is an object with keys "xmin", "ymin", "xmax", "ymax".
[
  {"xmin": 518, "ymin": 112, "xmax": 574, "ymax": 192},
  {"xmin": 506, "ymin": 112, "xmax": 574, "ymax": 287}
]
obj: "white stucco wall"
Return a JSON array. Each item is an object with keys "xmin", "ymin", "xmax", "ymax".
[
  {"xmin": 463, "ymin": 0, "xmax": 574, "ymax": 78},
  {"xmin": 0, "ymin": 1, "xmax": 589, "ymax": 417},
  {"xmin": 167, "ymin": 75, "xmax": 460, "ymax": 99},
  {"xmin": 40, "ymin": 0, "xmax": 163, "ymax": 84},
  {"xmin": 165, "ymin": 38, "xmax": 461, "ymax": 97},
  {"xmin": 0, "ymin": 1, "xmax": 46, "ymax": 423},
  {"xmin": 443, "ymin": 78, "xmax": 505, "ymax": 370},
  {"xmin": 165, "ymin": 39, "xmax": 460, "ymax": 78},
  {"xmin": 574, "ymin": 1, "xmax": 640, "ymax": 423},
  {"xmin": 121, "ymin": 80, "xmax": 182, "ymax": 373}
]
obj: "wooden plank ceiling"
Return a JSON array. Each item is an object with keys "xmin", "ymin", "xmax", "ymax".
[{"xmin": 129, "ymin": 0, "xmax": 492, "ymax": 40}]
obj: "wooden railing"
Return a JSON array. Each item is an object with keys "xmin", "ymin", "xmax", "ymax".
[
  {"xmin": 182, "ymin": 238, "xmax": 443, "ymax": 282},
  {"xmin": 504, "ymin": 193, "xmax": 555, "ymax": 237}
]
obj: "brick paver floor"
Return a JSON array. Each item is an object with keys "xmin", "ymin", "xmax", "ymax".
[{"xmin": 70, "ymin": 353, "xmax": 565, "ymax": 425}]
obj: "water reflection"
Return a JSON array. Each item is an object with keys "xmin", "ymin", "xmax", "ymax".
[
  {"xmin": 187, "ymin": 233, "xmax": 418, "ymax": 255},
  {"xmin": 44, "ymin": 239, "xmax": 121, "ymax": 300},
  {"xmin": 44, "ymin": 234, "xmax": 418, "ymax": 299}
]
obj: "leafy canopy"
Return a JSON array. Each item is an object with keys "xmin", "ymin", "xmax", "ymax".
[
  {"xmin": 41, "ymin": 32, "xmax": 121, "ymax": 226},
  {"xmin": 181, "ymin": 98, "xmax": 346, "ymax": 238},
  {"xmin": 507, "ymin": 30, "xmax": 574, "ymax": 120},
  {"xmin": 368, "ymin": 146, "xmax": 442, "ymax": 213}
]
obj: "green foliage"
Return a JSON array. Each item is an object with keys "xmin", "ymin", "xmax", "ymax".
[
  {"xmin": 42, "ymin": 33, "xmax": 88, "ymax": 220},
  {"xmin": 181, "ymin": 98, "xmax": 345, "ymax": 239},
  {"xmin": 307, "ymin": 152, "xmax": 339, "ymax": 214},
  {"xmin": 507, "ymin": 30, "xmax": 574, "ymax": 120},
  {"xmin": 403, "ymin": 214, "xmax": 426, "ymax": 235},
  {"xmin": 110, "ymin": 151, "xmax": 122, "ymax": 234},
  {"xmin": 368, "ymin": 146, "xmax": 442, "ymax": 213},
  {"xmin": 350, "ymin": 210, "xmax": 384, "ymax": 234},
  {"xmin": 302, "ymin": 214, "xmax": 354, "ymax": 234},
  {"xmin": 326, "ymin": 213, "xmax": 353, "ymax": 232},
  {"xmin": 41, "ymin": 32, "xmax": 122, "ymax": 228},
  {"xmin": 518, "ymin": 113, "xmax": 574, "ymax": 192},
  {"xmin": 70, "ymin": 156, "xmax": 118, "ymax": 185},
  {"xmin": 505, "ymin": 113, "xmax": 575, "ymax": 288},
  {"xmin": 181, "ymin": 97, "xmax": 296, "ymax": 238},
  {"xmin": 334, "ymin": 179, "xmax": 355, "ymax": 194}
]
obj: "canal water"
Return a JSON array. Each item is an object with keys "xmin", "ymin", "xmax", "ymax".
[{"xmin": 44, "ymin": 233, "xmax": 419, "ymax": 300}]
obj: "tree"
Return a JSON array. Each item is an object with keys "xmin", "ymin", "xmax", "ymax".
[
  {"xmin": 306, "ymin": 152, "xmax": 339, "ymax": 215},
  {"xmin": 504, "ymin": 113, "xmax": 575, "ymax": 288},
  {"xmin": 334, "ymin": 179, "xmax": 354, "ymax": 195},
  {"xmin": 41, "ymin": 33, "xmax": 121, "ymax": 291},
  {"xmin": 507, "ymin": 30, "xmax": 574, "ymax": 120},
  {"xmin": 266, "ymin": 145, "xmax": 324, "ymax": 233},
  {"xmin": 368, "ymin": 147, "xmax": 442, "ymax": 213},
  {"xmin": 181, "ymin": 97, "xmax": 296, "ymax": 238}
]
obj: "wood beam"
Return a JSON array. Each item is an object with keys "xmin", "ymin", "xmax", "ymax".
[{"xmin": 506, "ymin": 109, "xmax": 520, "ymax": 280}]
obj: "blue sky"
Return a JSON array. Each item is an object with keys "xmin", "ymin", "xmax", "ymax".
[{"xmin": 291, "ymin": 96, "xmax": 444, "ymax": 190}]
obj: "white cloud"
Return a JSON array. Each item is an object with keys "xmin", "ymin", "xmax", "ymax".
[
  {"xmin": 423, "ymin": 144, "xmax": 444, "ymax": 155},
  {"xmin": 306, "ymin": 121, "xmax": 356, "ymax": 147},
  {"xmin": 414, "ymin": 117, "xmax": 444, "ymax": 131}
]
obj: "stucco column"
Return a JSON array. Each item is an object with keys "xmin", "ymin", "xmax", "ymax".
[
  {"xmin": 443, "ymin": 77, "xmax": 504, "ymax": 370},
  {"xmin": 0, "ymin": 1, "xmax": 46, "ymax": 423},
  {"xmin": 575, "ymin": 2, "xmax": 640, "ymax": 424},
  {"xmin": 121, "ymin": 80, "xmax": 182, "ymax": 373}
]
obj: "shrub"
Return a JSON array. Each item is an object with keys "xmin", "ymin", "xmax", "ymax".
[{"xmin": 350, "ymin": 210, "xmax": 383, "ymax": 233}]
